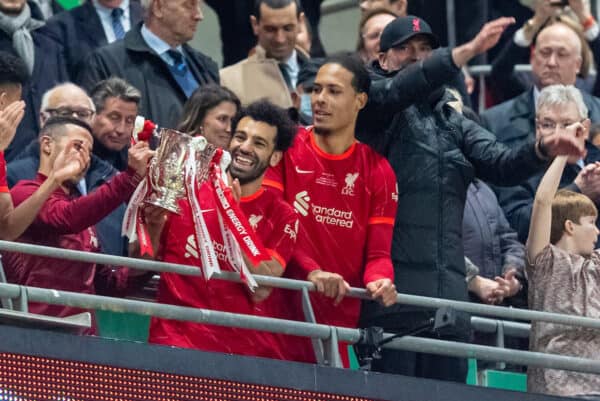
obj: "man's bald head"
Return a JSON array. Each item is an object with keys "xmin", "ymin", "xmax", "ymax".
[
  {"xmin": 40, "ymin": 83, "xmax": 96, "ymax": 127},
  {"xmin": 531, "ymin": 22, "xmax": 584, "ymax": 89}
]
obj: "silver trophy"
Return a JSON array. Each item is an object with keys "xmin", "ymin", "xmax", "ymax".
[{"xmin": 146, "ymin": 128, "xmax": 208, "ymax": 214}]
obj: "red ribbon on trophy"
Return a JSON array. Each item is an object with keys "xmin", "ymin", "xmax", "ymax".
[
  {"xmin": 123, "ymin": 118, "xmax": 264, "ymax": 290},
  {"xmin": 209, "ymin": 149, "xmax": 270, "ymax": 269}
]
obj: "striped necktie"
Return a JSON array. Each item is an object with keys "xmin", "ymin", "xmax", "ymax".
[{"xmin": 111, "ymin": 8, "xmax": 125, "ymax": 40}]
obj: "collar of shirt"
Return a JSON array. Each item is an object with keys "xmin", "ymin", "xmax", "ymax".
[
  {"xmin": 533, "ymin": 85, "xmax": 541, "ymax": 112},
  {"xmin": 282, "ymin": 49, "xmax": 299, "ymax": 88},
  {"xmin": 140, "ymin": 24, "xmax": 184, "ymax": 66},
  {"xmin": 93, "ymin": 0, "xmax": 131, "ymax": 43}
]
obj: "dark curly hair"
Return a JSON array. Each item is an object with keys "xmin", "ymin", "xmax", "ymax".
[
  {"xmin": 233, "ymin": 100, "xmax": 297, "ymax": 152},
  {"xmin": 0, "ymin": 51, "xmax": 28, "ymax": 87}
]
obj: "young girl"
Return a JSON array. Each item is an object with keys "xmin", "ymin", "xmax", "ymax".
[{"xmin": 527, "ymin": 118, "xmax": 600, "ymax": 397}]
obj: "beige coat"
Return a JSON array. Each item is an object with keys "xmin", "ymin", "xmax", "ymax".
[{"xmin": 220, "ymin": 46, "xmax": 293, "ymax": 108}]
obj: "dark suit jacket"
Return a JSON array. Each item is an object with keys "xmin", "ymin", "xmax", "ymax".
[
  {"xmin": 76, "ymin": 23, "xmax": 219, "ymax": 130},
  {"xmin": 38, "ymin": 0, "xmax": 142, "ymax": 79},
  {"xmin": 0, "ymin": 29, "xmax": 68, "ymax": 161},
  {"xmin": 480, "ymin": 89, "xmax": 600, "ymax": 242}
]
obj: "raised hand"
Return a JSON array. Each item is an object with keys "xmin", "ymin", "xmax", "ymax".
[
  {"xmin": 575, "ymin": 161, "xmax": 600, "ymax": 202},
  {"xmin": 0, "ymin": 100, "xmax": 25, "ymax": 151},
  {"xmin": 541, "ymin": 120, "xmax": 589, "ymax": 159},
  {"xmin": 128, "ymin": 141, "xmax": 155, "ymax": 177},
  {"xmin": 469, "ymin": 17, "xmax": 516, "ymax": 55},
  {"xmin": 52, "ymin": 139, "xmax": 91, "ymax": 184}
]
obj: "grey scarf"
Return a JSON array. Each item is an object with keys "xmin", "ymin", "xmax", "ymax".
[{"xmin": 0, "ymin": 4, "xmax": 44, "ymax": 75}]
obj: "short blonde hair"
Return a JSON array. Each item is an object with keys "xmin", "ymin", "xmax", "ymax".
[{"xmin": 550, "ymin": 189, "xmax": 598, "ymax": 244}]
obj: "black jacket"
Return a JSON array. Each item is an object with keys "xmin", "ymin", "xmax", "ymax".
[
  {"xmin": 357, "ymin": 58, "xmax": 547, "ymax": 328},
  {"xmin": 76, "ymin": 24, "xmax": 219, "ymax": 130},
  {"xmin": 7, "ymin": 141, "xmax": 128, "ymax": 258},
  {"xmin": 38, "ymin": 0, "xmax": 143, "ymax": 79}
]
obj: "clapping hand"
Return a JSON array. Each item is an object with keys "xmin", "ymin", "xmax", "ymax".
[
  {"xmin": 0, "ymin": 100, "xmax": 25, "ymax": 152},
  {"xmin": 51, "ymin": 139, "xmax": 91, "ymax": 184}
]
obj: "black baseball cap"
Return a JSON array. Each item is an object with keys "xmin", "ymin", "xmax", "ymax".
[{"xmin": 379, "ymin": 15, "xmax": 440, "ymax": 53}]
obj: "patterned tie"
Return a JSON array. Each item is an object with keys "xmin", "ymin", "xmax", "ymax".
[
  {"xmin": 111, "ymin": 8, "xmax": 125, "ymax": 40},
  {"xmin": 167, "ymin": 49, "xmax": 188, "ymax": 75}
]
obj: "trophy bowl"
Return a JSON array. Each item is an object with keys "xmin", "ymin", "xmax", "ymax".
[{"xmin": 145, "ymin": 128, "xmax": 194, "ymax": 214}]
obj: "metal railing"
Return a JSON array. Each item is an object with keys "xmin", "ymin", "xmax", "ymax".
[{"xmin": 0, "ymin": 240, "xmax": 598, "ymax": 375}]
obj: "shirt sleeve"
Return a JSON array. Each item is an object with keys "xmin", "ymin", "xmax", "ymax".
[
  {"xmin": 363, "ymin": 156, "xmax": 397, "ymax": 285},
  {"xmin": 23, "ymin": 170, "xmax": 141, "ymax": 235},
  {"xmin": 368, "ymin": 156, "xmax": 398, "ymax": 224},
  {"xmin": 263, "ymin": 203, "xmax": 298, "ymax": 269},
  {"xmin": 0, "ymin": 152, "xmax": 8, "ymax": 193},
  {"xmin": 263, "ymin": 162, "xmax": 284, "ymax": 192}
]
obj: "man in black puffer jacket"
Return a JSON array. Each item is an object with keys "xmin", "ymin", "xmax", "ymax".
[{"xmin": 356, "ymin": 16, "xmax": 586, "ymax": 383}]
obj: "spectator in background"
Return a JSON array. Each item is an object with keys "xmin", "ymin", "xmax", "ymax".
[
  {"xmin": 77, "ymin": 0, "xmax": 218, "ymax": 130},
  {"xmin": 463, "ymin": 179, "xmax": 526, "ymax": 307},
  {"xmin": 356, "ymin": 15, "xmax": 586, "ymax": 383},
  {"xmin": 356, "ymin": 8, "xmax": 397, "ymax": 64},
  {"xmin": 5, "ymin": 116, "xmax": 153, "ymax": 333},
  {"xmin": 0, "ymin": 52, "xmax": 87, "ymax": 241},
  {"xmin": 489, "ymin": 0, "xmax": 599, "ymax": 103},
  {"xmin": 0, "ymin": 0, "xmax": 68, "ymax": 161},
  {"xmin": 8, "ymin": 83, "xmax": 130, "ymax": 257},
  {"xmin": 482, "ymin": 21, "xmax": 600, "ymax": 243},
  {"xmin": 293, "ymin": 57, "xmax": 323, "ymax": 125},
  {"xmin": 89, "ymin": 77, "xmax": 141, "ymax": 171},
  {"xmin": 177, "ymin": 84, "xmax": 240, "ymax": 149},
  {"xmin": 220, "ymin": 0, "xmax": 309, "ymax": 109},
  {"xmin": 526, "ymin": 85, "xmax": 600, "ymax": 398},
  {"xmin": 146, "ymin": 100, "xmax": 299, "ymax": 360},
  {"xmin": 39, "ymin": 0, "xmax": 143, "ymax": 79},
  {"xmin": 359, "ymin": 0, "xmax": 407, "ymax": 16}
]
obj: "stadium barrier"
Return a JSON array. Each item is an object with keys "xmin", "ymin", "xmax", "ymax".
[{"xmin": 0, "ymin": 240, "xmax": 599, "ymax": 376}]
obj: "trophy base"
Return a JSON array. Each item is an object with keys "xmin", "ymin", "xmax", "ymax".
[{"xmin": 145, "ymin": 198, "xmax": 181, "ymax": 215}]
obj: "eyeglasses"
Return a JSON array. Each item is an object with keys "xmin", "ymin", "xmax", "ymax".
[
  {"xmin": 44, "ymin": 107, "xmax": 95, "ymax": 120},
  {"xmin": 536, "ymin": 119, "xmax": 584, "ymax": 134}
]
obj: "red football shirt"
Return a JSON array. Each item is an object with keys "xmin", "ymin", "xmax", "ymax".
[
  {"xmin": 5, "ymin": 171, "xmax": 140, "ymax": 334},
  {"xmin": 264, "ymin": 127, "xmax": 398, "ymax": 331},
  {"xmin": 0, "ymin": 151, "xmax": 8, "ymax": 193},
  {"xmin": 148, "ymin": 185, "xmax": 298, "ymax": 360}
]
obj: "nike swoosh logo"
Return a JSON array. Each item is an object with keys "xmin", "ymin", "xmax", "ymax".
[{"xmin": 295, "ymin": 167, "xmax": 314, "ymax": 174}]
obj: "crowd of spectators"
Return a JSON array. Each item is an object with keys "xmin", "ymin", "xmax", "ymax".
[{"xmin": 2, "ymin": 0, "xmax": 600, "ymax": 398}]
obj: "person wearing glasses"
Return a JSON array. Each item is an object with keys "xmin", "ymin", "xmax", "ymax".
[
  {"xmin": 482, "ymin": 20, "xmax": 600, "ymax": 243},
  {"xmin": 7, "ymin": 83, "xmax": 131, "ymax": 257}
]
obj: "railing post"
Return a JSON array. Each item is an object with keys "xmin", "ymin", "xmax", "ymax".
[
  {"xmin": 301, "ymin": 287, "xmax": 326, "ymax": 364},
  {"xmin": 15, "ymin": 285, "xmax": 28, "ymax": 313},
  {"xmin": 0, "ymin": 256, "xmax": 14, "ymax": 310},
  {"xmin": 323, "ymin": 326, "xmax": 343, "ymax": 368},
  {"xmin": 494, "ymin": 320, "xmax": 506, "ymax": 371}
]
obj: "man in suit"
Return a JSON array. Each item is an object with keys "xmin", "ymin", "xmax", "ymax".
[
  {"xmin": 220, "ymin": 0, "xmax": 309, "ymax": 108},
  {"xmin": 0, "ymin": 0, "xmax": 68, "ymax": 161},
  {"xmin": 39, "ymin": 0, "xmax": 142, "ymax": 79},
  {"xmin": 481, "ymin": 21, "xmax": 600, "ymax": 242},
  {"xmin": 76, "ymin": 0, "xmax": 218, "ymax": 131}
]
